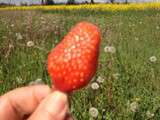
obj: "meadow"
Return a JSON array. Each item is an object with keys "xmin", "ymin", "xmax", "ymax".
[{"xmin": 0, "ymin": 4, "xmax": 160, "ymax": 119}]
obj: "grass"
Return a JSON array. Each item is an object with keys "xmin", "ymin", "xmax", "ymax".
[{"xmin": 0, "ymin": 8, "xmax": 160, "ymax": 119}]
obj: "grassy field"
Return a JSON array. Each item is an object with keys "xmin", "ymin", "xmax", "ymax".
[{"xmin": 0, "ymin": 7, "xmax": 160, "ymax": 119}]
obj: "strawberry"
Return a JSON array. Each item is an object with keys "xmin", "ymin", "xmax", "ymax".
[{"xmin": 48, "ymin": 21, "xmax": 101, "ymax": 93}]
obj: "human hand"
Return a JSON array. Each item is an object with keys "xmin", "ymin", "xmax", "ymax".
[{"xmin": 0, "ymin": 85, "xmax": 73, "ymax": 120}]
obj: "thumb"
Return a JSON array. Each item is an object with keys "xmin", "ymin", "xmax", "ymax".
[{"xmin": 28, "ymin": 91, "xmax": 68, "ymax": 120}]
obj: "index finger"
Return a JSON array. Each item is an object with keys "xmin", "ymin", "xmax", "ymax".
[{"xmin": 0, "ymin": 85, "xmax": 51, "ymax": 120}]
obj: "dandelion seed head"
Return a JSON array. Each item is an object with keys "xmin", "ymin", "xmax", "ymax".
[
  {"xmin": 27, "ymin": 41, "xmax": 35, "ymax": 47},
  {"xmin": 91, "ymin": 82, "xmax": 99, "ymax": 90},
  {"xmin": 149, "ymin": 56, "xmax": 157, "ymax": 63},
  {"xmin": 89, "ymin": 107, "xmax": 99, "ymax": 118},
  {"xmin": 104, "ymin": 46, "xmax": 116, "ymax": 53},
  {"xmin": 130, "ymin": 101, "xmax": 138, "ymax": 112}
]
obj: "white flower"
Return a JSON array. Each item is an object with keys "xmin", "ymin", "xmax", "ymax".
[
  {"xmin": 96, "ymin": 76, "xmax": 104, "ymax": 83},
  {"xmin": 16, "ymin": 33, "xmax": 23, "ymax": 40},
  {"xmin": 130, "ymin": 101, "xmax": 138, "ymax": 112},
  {"xmin": 27, "ymin": 41, "xmax": 35, "ymax": 47},
  {"xmin": 149, "ymin": 56, "xmax": 157, "ymax": 63},
  {"xmin": 104, "ymin": 46, "xmax": 116, "ymax": 54},
  {"xmin": 89, "ymin": 107, "xmax": 99, "ymax": 118},
  {"xmin": 146, "ymin": 111, "xmax": 154, "ymax": 119},
  {"xmin": 91, "ymin": 82, "xmax": 99, "ymax": 90},
  {"xmin": 112, "ymin": 73, "xmax": 120, "ymax": 80}
]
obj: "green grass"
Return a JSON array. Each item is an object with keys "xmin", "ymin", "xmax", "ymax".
[{"xmin": 0, "ymin": 9, "xmax": 160, "ymax": 119}]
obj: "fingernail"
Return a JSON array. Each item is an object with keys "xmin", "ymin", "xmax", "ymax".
[{"xmin": 45, "ymin": 91, "xmax": 68, "ymax": 116}]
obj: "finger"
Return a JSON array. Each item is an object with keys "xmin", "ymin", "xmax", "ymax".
[
  {"xmin": 28, "ymin": 91, "xmax": 68, "ymax": 120},
  {"xmin": 0, "ymin": 85, "xmax": 51, "ymax": 120}
]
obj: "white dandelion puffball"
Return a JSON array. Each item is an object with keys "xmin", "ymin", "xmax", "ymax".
[
  {"xmin": 104, "ymin": 46, "xmax": 116, "ymax": 53},
  {"xmin": 91, "ymin": 82, "xmax": 99, "ymax": 90},
  {"xmin": 89, "ymin": 107, "xmax": 99, "ymax": 118},
  {"xmin": 27, "ymin": 41, "xmax": 35, "ymax": 47},
  {"xmin": 96, "ymin": 76, "xmax": 104, "ymax": 83},
  {"xmin": 130, "ymin": 101, "xmax": 138, "ymax": 112},
  {"xmin": 149, "ymin": 56, "xmax": 157, "ymax": 63}
]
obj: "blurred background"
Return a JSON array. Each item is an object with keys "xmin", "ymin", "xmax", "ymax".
[{"xmin": 0, "ymin": 0, "xmax": 160, "ymax": 6}]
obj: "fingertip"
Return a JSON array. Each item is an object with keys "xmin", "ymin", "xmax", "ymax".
[
  {"xmin": 29, "ymin": 91, "xmax": 69, "ymax": 120},
  {"xmin": 42, "ymin": 91, "xmax": 68, "ymax": 115},
  {"xmin": 32, "ymin": 85, "xmax": 52, "ymax": 100},
  {"xmin": 51, "ymin": 91, "xmax": 68, "ymax": 103}
]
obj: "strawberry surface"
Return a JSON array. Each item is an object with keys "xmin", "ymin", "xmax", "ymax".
[{"xmin": 48, "ymin": 21, "xmax": 101, "ymax": 92}]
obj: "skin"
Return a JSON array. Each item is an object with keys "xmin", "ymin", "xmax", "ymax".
[{"xmin": 0, "ymin": 85, "xmax": 73, "ymax": 120}]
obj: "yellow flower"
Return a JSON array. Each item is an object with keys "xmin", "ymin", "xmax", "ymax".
[{"xmin": 0, "ymin": 3, "xmax": 160, "ymax": 11}]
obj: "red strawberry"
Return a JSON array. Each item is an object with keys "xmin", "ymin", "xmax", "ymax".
[{"xmin": 48, "ymin": 21, "xmax": 101, "ymax": 93}]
